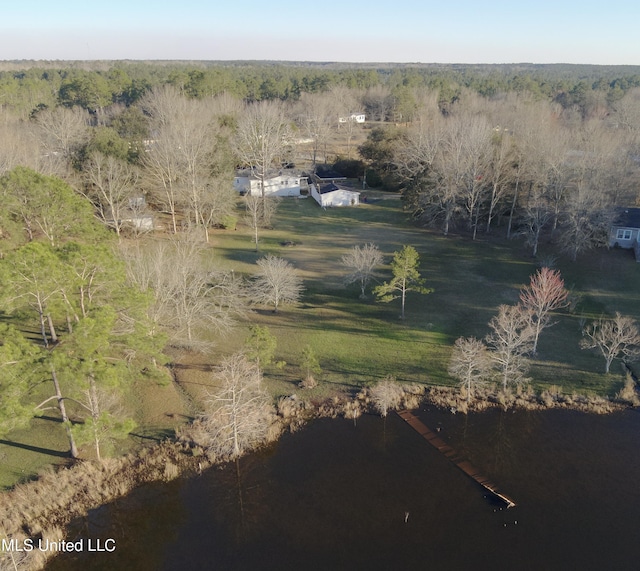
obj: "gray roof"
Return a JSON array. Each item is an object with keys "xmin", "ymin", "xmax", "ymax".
[
  {"xmin": 613, "ymin": 207, "xmax": 640, "ymax": 229},
  {"xmin": 319, "ymin": 183, "xmax": 360, "ymax": 195},
  {"xmin": 314, "ymin": 166, "xmax": 347, "ymax": 180}
]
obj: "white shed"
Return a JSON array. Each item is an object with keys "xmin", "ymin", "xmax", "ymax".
[{"xmin": 311, "ymin": 183, "xmax": 360, "ymax": 208}]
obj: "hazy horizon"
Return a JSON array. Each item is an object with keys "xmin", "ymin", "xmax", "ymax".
[{"xmin": 2, "ymin": 0, "xmax": 638, "ymax": 65}]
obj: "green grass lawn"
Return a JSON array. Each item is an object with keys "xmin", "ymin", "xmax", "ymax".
[
  {"xmin": 3, "ymin": 192, "xmax": 639, "ymax": 489},
  {"xmin": 201, "ymin": 194, "xmax": 640, "ymax": 401}
]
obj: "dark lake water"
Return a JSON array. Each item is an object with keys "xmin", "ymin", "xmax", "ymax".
[{"xmin": 47, "ymin": 407, "xmax": 640, "ymax": 571}]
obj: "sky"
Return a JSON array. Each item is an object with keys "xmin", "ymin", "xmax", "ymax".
[{"xmin": 1, "ymin": 0, "xmax": 639, "ymax": 64}]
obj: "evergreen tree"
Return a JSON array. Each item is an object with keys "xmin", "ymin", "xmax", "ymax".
[{"xmin": 374, "ymin": 245, "xmax": 432, "ymax": 319}]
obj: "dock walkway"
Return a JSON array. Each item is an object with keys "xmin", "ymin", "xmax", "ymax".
[{"xmin": 396, "ymin": 409, "xmax": 516, "ymax": 509}]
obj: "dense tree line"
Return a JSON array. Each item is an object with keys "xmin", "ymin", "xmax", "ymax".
[
  {"xmin": 364, "ymin": 89, "xmax": 640, "ymax": 256},
  {"xmin": 2, "ymin": 60, "xmax": 640, "ymax": 463},
  {"xmin": 1, "ymin": 61, "xmax": 640, "ymax": 119},
  {"xmin": 0, "ymin": 168, "xmax": 166, "ymax": 459}
]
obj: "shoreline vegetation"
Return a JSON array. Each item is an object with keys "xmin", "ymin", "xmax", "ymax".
[
  {"xmin": 1, "ymin": 60, "xmax": 640, "ymax": 570},
  {"xmin": 2, "ymin": 381, "xmax": 636, "ymax": 571}
]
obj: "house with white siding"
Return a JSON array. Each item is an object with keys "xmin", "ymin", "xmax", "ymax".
[
  {"xmin": 233, "ymin": 170, "xmax": 307, "ymax": 198},
  {"xmin": 610, "ymin": 207, "xmax": 640, "ymax": 261},
  {"xmin": 338, "ymin": 113, "xmax": 366, "ymax": 124}
]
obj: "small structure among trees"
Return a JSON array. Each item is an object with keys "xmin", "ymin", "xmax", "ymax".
[{"xmin": 310, "ymin": 182, "xmax": 361, "ymax": 208}]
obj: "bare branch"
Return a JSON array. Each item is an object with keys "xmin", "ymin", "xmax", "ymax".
[
  {"xmin": 581, "ymin": 312, "xmax": 640, "ymax": 373},
  {"xmin": 486, "ymin": 304, "xmax": 535, "ymax": 391},
  {"xmin": 519, "ymin": 267, "xmax": 569, "ymax": 354},
  {"xmin": 251, "ymin": 255, "xmax": 303, "ymax": 313},
  {"xmin": 342, "ymin": 243, "xmax": 383, "ymax": 298}
]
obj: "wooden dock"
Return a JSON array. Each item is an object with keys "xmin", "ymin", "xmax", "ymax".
[{"xmin": 396, "ymin": 409, "xmax": 516, "ymax": 509}]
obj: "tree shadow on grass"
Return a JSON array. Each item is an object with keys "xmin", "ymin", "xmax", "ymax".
[
  {"xmin": 0, "ymin": 439, "xmax": 69, "ymax": 458},
  {"xmin": 172, "ymin": 362, "xmax": 214, "ymax": 372},
  {"xmin": 130, "ymin": 427, "xmax": 178, "ymax": 443}
]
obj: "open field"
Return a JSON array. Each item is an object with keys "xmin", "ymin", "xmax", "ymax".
[
  {"xmin": 185, "ymin": 193, "xmax": 640, "ymax": 402},
  {"xmin": 3, "ymin": 191, "xmax": 639, "ymax": 488}
]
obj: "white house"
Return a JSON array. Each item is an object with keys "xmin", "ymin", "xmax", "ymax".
[
  {"xmin": 610, "ymin": 207, "xmax": 640, "ymax": 261},
  {"xmin": 233, "ymin": 172, "xmax": 306, "ymax": 197},
  {"xmin": 338, "ymin": 113, "xmax": 366, "ymax": 124},
  {"xmin": 311, "ymin": 182, "xmax": 360, "ymax": 208},
  {"xmin": 105, "ymin": 195, "xmax": 154, "ymax": 233}
]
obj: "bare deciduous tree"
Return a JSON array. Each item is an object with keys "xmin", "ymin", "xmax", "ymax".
[
  {"xmin": 71, "ymin": 383, "xmax": 135, "ymax": 462},
  {"xmin": 395, "ymin": 117, "xmax": 442, "ymax": 181},
  {"xmin": 195, "ymin": 353, "xmax": 275, "ymax": 459},
  {"xmin": 448, "ymin": 337, "xmax": 492, "ymax": 404},
  {"xmin": 141, "ymin": 95, "xmax": 182, "ymax": 234},
  {"xmin": 486, "ymin": 304, "xmax": 535, "ymax": 391},
  {"xmin": 233, "ymin": 101, "xmax": 292, "ymax": 207},
  {"xmin": 0, "ymin": 113, "xmax": 39, "ymax": 175},
  {"xmin": 294, "ymin": 92, "xmax": 334, "ymax": 166},
  {"xmin": 243, "ymin": 194, "xmax": 279, "ymax": 252},
  {"xmin": 33, "ymin": 106, "xmax": 90, "ymax": 177},
  {"xmin": 520, "ymin": 187, "xmax": 553, "ymax": 257},
  {"xmin": 251, "ymin": 255, "xmax": 303, "ymax": 313},
  {"xmin": 485, "ymin": 130, "xmax": 515, "ymax": 233},
  {"xmin": 369, "ymin": 377, "xmax": 404, "ymax": 417},
  {"xmin": 519, "ymin": 267, "xmax": 569, "ymax": 354},
  {"xmin": 331, "ymin": 86, "xmax": 362, "ymax": 158},
  {"xmin": 613, "ymin": 87, "xmax": 640, "ymax": 135},
  {"xmin": 199, "ymin": 178, "xmax": 238, "ymax": 243},
  {"xmin": 342, "ymin": 243, "xmax": 384, "ymax": 298},
  {"xmin": 123, "ymin": 235, "xmax": 246, "ymax": 349},
  {"xmin": 413, "ymin": 113, "xmax": 491, "ymax": 238},
  {"xmin": 580, "ymin": 312, "xmax": 640, "ymax": 373},
  {"xmin": 425, "ymin": 121, "xmax": 465, "ymax": 236},
  {"xmin": 394, "ymin": 117, "xmax": 443, "ymax": 219},
  {"xmin": 455, "ymin": 113, "xmax": 492, "ymax": 239},
  {"xmin": 363, "ymin": 84, "xmax": 393, "ymax": 122},
  {"xmin": 83, "ymin": 153, "xmax": 139, "ymax": 238},
  {"xmin": 559, "ymin": 185, "xmax": 614, "ymax": 261},
  {"xmin": 142, "ymin": 87, "xmax": 235, "ymax": 240},
  {"xmin": 537, "ymin": 124, "xmax": 573, "ymax": 233}
]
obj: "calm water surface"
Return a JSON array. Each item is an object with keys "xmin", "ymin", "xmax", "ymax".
[{"xmin": 47, "ymin": 407, "xmax": 640, "ymax": 570}]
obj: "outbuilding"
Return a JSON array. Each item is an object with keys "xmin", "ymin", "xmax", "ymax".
[
  {"xmin": 311, "ymin": 182, "xmax": 360, "ymax": 208},
  {"xmin": 610, "ymin": 207, "xmax": 640, "ymax": 261}
]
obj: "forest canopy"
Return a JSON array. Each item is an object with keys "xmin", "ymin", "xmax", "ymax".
[{"xmin": 1, "ymin": 61, "xmax": 640, "ymax": 117}]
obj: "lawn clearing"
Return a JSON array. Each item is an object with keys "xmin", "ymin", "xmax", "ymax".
[
  {"xmin": 200, "ymin": 194, "xmax": 640, "ymax": 401},
  {"xmin": 3, "ymin": 193, "xmax": 638, "ymax": 489}
]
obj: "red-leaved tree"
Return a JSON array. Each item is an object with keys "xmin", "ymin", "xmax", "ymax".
[{"xmin": 519, "ymin": 267, "xmax": 569, "ymax": 354}]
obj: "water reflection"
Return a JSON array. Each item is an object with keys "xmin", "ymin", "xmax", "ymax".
[{"xmin": 48, "ymin": 408, "xmax": 640, "ymax": 571}]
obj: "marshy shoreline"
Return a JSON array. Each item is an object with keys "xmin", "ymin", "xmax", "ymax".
[{"xmin": 1, "ymin": 383, "xmax": 635, "ymax": 571}]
